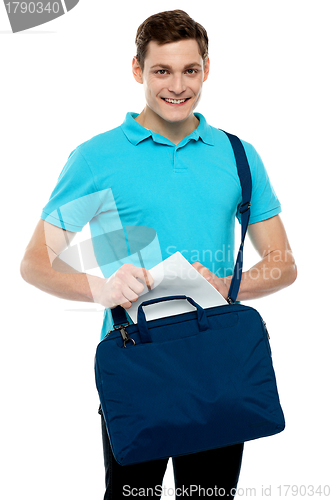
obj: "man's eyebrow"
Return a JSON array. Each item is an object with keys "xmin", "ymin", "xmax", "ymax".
[{"xmin": 150, "ymin": 62, "xmax": 202, "ymax": 70}]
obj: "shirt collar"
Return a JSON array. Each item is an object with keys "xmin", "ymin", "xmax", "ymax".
[{"xmin": 121, "ymin": 112, "xmax": 214, "ymax": 147}]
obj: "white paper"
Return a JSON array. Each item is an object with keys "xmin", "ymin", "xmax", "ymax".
[{"xmin": 127, "ymin": 252, "xmax": 227, "ymax": 323}]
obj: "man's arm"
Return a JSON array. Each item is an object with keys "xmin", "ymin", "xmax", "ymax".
[
  {"xmin": 192, "ymin": 215, "xmax": 297, "ymax": 300},
  {"xmin": 20, "ymin": 219, "xmax": 153, "ymax": 309}
]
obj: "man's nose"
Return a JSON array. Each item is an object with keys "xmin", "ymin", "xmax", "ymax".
[{"xmin": 168, "ymin": 74, "xmax": 186, "ymax": 95}]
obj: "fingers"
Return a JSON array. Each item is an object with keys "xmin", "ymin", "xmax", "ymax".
[
  {"xmin": 141, "ymin": 267, "xmax": 152, "ymax": 291},
  {"xmin": 120, "ymin": 299, "xmax": 136, "ymax": 310},
  {"xmin": 191, "ymin": 262, "xmax": 229, "ymax": 298},
  {"xmin": 117, "ymin": 264, "xmax": 154, "ymax": 293},
  {"xmin": 108, "ymin": 264, "xmax": 154, "ymax": 309},
  {"xmin": 132, "ymin": 265, "xmax": 154, "ymax": 291},
  {"xmin": 191, "ymin": 262, "xmax": 213, "ymax": 281}
]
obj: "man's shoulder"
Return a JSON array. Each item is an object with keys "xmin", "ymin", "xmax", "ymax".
[
  {"xmin": 210, "ymin": 125, "xmax": 251, "ymax": 147},
  {"xmin": 211, "ymin": 125, "xmax": 258, "ymax": 159},
  {"xmin": 75, "ymin": 122, "xmax": 126, "ymax": 156}
]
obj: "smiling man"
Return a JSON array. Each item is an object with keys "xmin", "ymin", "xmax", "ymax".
[
  {"xmin": 20, "ymin": 9, "xmax": 296, "ymax": 500},
  {"xmin": 132, "ymin": 38, "xmax": 209, "ymax": 144}
]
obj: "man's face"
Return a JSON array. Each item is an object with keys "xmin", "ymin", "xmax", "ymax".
[{"xmin": 133, "ymin": 39, "xmax": 210, "ymax": 124}]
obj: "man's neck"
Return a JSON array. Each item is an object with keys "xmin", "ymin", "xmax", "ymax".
[{"xmin": 134, "ymin": 107, "xmax": 199, "ymax": 145}]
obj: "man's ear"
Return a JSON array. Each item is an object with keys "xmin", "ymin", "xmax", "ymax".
[
  {"xmin": 203, "ymin": 57, "xmax": 210, "ymax": 82},
  {"xmin": 132, "ymin": 57, "xmax": 143, "ymax": 84}
]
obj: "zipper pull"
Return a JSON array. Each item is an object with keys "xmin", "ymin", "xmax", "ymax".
[{"xmin": 263, "ymin": 320, "xmax": 270, "ymax": 339}]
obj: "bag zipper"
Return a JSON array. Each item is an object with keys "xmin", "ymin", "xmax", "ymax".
[{"xmin": 263, "ymin": 320, "xmax": 270, "ymax": 339}]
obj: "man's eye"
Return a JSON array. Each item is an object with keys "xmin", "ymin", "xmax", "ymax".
[
  {"xmin": 156, "ymin": 70, "xmax": 168, "ymax": 75},
  {"xmin": 185, "ymin": 69, "xmax": 197, "ymax": 74}
]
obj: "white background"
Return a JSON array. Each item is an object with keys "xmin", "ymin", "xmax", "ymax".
[{"xmin": 1, "ymin": 0, "xmax": 331, "ymax": 498}]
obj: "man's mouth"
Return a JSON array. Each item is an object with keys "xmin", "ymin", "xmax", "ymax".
[{"xmin": 161, "ymin": 97, "xmax": 190, "ymax": 105}]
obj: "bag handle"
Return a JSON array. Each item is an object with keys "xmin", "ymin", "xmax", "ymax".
[
  {"xmin": 221, "ymin": 131, "xmax": 252, "ymax": 304},
  {"xmin": 137, "ymin": 295, "xmax": 209, "ymax": 343}
]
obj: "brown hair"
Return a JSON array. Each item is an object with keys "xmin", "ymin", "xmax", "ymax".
[{"xmin": 135, "ymin": 10, "xmax": 209, "ymax": 71}]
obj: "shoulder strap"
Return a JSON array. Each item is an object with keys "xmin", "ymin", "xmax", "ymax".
[{"xmin": 221, "ymin": 130, "xmax": 252, "ymax": 303}]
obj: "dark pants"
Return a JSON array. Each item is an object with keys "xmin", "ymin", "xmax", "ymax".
[{"xmin": 99, "ymin": 407, "xmax": 244, "ymax": 499}]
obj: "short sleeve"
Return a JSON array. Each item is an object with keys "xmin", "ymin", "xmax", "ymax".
[
  {"xmin": 236, "ymin": 142, "xmax": 281, "ymax": 224},
  {"xmin": 41, "ymin": 147, "xmax": 102, "ymax": 232}
]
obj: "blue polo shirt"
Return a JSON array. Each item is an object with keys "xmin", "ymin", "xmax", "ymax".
[{"xmin": 41, "ymin": 112, "xmax": 281, "ymax": 338}]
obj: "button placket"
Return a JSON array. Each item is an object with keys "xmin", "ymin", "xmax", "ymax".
[{"xmin": 173, "ymin": 143, "xmax": 190, "ymax": 173}]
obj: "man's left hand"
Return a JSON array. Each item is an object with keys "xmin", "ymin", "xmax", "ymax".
[{"xmin": 191, "ymin": 262, "xmax": 230, "ymax": 300}]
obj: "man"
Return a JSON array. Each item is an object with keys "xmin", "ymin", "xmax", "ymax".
[{"xmin": 20, "ymin": 9, "xmax": 297, "ymax": 499}]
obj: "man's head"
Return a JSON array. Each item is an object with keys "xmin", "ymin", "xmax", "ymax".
[
  {"xmin": 132, "ymin": 10, "xmax": 210, "ymax": 128},
  {"xmin": 135, "ymin": 10, "xmax": 209, "ymax": 73}
]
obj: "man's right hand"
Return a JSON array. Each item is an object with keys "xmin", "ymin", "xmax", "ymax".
[
  {"xmin": 20, "ymin": 219, "xmax": 154, "ymax": 310},
  {"xmin": 92, "ymin": 263, "xmax": 154, "ymax": 310}
]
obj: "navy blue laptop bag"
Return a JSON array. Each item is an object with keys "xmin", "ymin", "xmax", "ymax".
[{"xmin": 95, "ymin": 132, "xmax": 285, "ymax": 466}]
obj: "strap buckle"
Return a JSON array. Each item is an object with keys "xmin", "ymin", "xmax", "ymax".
[
  {"xmin": 239, "ymin": 201, "xmax": 251, "ymax": 214},
  {"xmin": 113, "ymin": 321, "xmax": 130, "ymax": 330},
  {"xmin": 113, "ymin": 322, "xmax": 135, "ymax": 347},
  {"xmin": 226, "ymin": 296, "xmax": 235, "ymax": 305}
]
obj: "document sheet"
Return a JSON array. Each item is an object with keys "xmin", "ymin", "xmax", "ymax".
[{"xmin": 126, "ymin": 251, "xmax": 227, "ymax": 323}]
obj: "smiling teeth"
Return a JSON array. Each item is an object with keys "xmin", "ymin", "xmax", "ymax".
[{"xmin": 164, "ymin": 98, "xmax": 187, "ymax": 103}]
